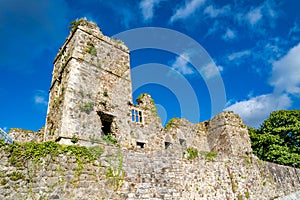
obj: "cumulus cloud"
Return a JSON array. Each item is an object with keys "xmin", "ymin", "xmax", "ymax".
[
  {"xmin": 246, "ymin": 6, "xmax": 263, "ymax": 26},
  {"xmin": 171, "ymin": 53, "xmax": 195, "ymax": 75},
  {"xmin": 270, "ymin": 43, "xmax": 300, "ymax": 96},
  {"xmin": 222, "ymin": 28, "xmax": 236, "ymax": 41},
  {"xmin": 204, "ymin": 4, "xmax": 231, "ymax": 18},
  {"xmin": 170, "ymin": 0, "xmax": 206, "ymax": 23},
  {"xmin": 226, "ymin": 43, "xmax": 300, "ymax": 127},
  {"xmin": 139, "ymin": 0, "xmax": 163, "ymax": 21},
  {"xmin": 235, "ymin": 0, "xmax": 278, "ymax": 30},
  {"xmin": 34, "ymin": 90, "xmax": 48, "ymax": 107},
  {"xmin": 225, "ymin": 93, "xmax": 291, "ymax": 127},
  {"xmin": 200, "ymin": 62, "xmax": 223, "ymax": 79}
]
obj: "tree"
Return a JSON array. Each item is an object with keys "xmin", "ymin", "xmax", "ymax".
[{"xmin": 249, "ymin": 110, "xmax": 300, "ymax": 167}]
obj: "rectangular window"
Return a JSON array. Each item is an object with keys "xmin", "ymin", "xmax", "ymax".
[{"xmin": 131, "ymin": 109, "xmax": 143, "ymax": 123}]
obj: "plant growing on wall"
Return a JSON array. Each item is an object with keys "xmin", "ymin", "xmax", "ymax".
[
  {"xmin": 79, "ymin": 102, "xmax": 94, "ymax": 114},
  {"xmin": 71, "ymin": 136, "xmax": 78, "ymax": 144},
  {"xmin": 186, "ymin": 147, "xmax": 198, "ymax": 160},
  {"xmin": 165, "ymin": 118, "xmax": 180, "ymax": 130},
  {"xmin": 102, "ymin": 134, "xmax": 117, "ymax": 145},
  {"xmin": 86, "ymin": 41, "xmax": 97, "ymax": 56},
  {"xmin": 106, "ymin": 149, "xmax": 125, "ymax": 191}
]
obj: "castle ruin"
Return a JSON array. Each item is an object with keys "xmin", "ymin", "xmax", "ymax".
[
  {"xmin": 43, "ymin": 19, "xmax": 252, "ymax": 156},
  {"xmin": 1, "ymin": 19, "xmax": 299, "ymax": 200}
]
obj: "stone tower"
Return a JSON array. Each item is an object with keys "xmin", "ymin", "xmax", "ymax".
[
  {"xmin": 45, "ymin": 19, "xmax": 162, "ymax": 147},
  {"xmin": 45, "ymin": 19, "xmax": 133, "ymax": 145}
]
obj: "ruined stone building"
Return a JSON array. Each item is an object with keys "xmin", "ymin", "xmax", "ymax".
[
  {"xmin": 2, "ymin": 19, "xmax": 299, "ymax": 200},
  {"xmin": 43, "ymin": 19, "xmax": 252, "ymax": 156},
  {"xmin": 44, "ymin": 19, "xmax": 163, "ymax": 149}
]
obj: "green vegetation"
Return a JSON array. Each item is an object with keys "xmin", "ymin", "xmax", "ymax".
[
  {"xmin": 79, "ymin": 102, "xmax": 94, "ymax": 114},
  {"xmin": 103, "ymin": 89, "xmax": 109, "ymax": 97},
  {"xmin": 106, "ymin": 149, "xmax": 125, "ymax": 190},
  {"xmin": 165, "ymin": 118, "xmax": 180, "ymax": 130},
  {"xmin": 199, "ymin": 151, "xmax": 217, "ymax": 161},
  {"xmin": 68, "ymin": 18, "xmax": 85, "ymax": 30},
  {"xmin": 71, "ymin": 135, "xmax": 78, "ymax": 144},
  {"xmin": 9, "ymin": 171, "xmax": 24, "ymax": 181},
  {"xmin": 205, "ymin": 151, "xmax": 217, "ymax": 161},
  {"xmin": 102, "ymin": 134, "xmax": 117, "ymax": 145},
  {"xmin": 0, "ymin": 140, "xmax": 103, "ymax": 169},
  {"xmin": 0, "ymin": 179, "xmax": 8, "ymax": 185},
  {"xmin": 245, "ymin": 191, "xmax": 250, "ymax": 198},
  {"xmin": 88, "ymin": 145, "xmax": 104, "ymax": 158},
  {"xmin": 87, "ymin": 45, "xmax": 97, "ymax": 56},
  {"xmin": 249, "ymin": 110, "xmax": 300, "ymax": 167},
  {"xmin": 186, "ymin": 147, "xmax": 198, "ymax": 160}
]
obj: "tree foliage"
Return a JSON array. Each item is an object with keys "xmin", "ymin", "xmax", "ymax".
[{"xmin": 249, "ymin": 110, "xmax": 300, "ymax": 167}]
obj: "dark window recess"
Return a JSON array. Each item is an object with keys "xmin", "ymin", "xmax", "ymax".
[
  {"xmin": 179, "ymin": 139, "xmax": 186, "ymax": 147},
  {"xmin": 165, "ymin": 142, "xmax": 172, "ymax": 149},
  {"xmin": 98, "ymin": 111, "xmax": 114, "ymax": 135},
  {"xmin": 136, "ymin": 141, "xmax": 145, "ymax": 148}
]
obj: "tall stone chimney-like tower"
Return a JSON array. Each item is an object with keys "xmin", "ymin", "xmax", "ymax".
[{"xmin": 44, "ymin": 19, "xmax": 133, "ymax": 145}]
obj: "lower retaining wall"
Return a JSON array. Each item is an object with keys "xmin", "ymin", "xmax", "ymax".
[{"xmin": 0, "ymin": 143, "xmax": 299, "ymax": 200}]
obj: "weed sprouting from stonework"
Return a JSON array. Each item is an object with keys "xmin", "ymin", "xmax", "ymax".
[
  {"xmin": 106, "ymin": 149, "xmax": 125, "ymax": 190},
  {"xmin": 87, "ymin": 45, "xmax": 97, "ymax": 56},
  {"xmin": 102, "ymin": 134, "xmax": 117, "ymax": 145},
  {"xmin": 71, "ymin": 136, "xmax": 78, "ymax": 144},
  {"xmin": 186, "ymin": 147, "xmax": 198, "ymax": 160},
  {"xmin": 79, "ymin": 102, "xmax": 94, "ymax": 114},
  {"xmin": 199, "ymin": 151, "xmax": 217, "ymax": 161},
  {"xmin": 165, "ymin": 118, "xmax": 180, "ymax": 130},
  {"xmin": 9, "ymin": 171, "xmax": 24, "ymax": 181},
  {"xmin": 88, "ymin": 146, "xmax": 104, "ymax": 158}
]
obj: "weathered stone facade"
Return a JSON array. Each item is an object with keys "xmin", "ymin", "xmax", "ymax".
[
  {"xmin": 3, "ymin": 19, "xmax": 299, "ymax": 199},
  {"xmin": 44, "ymin": 19, "xmax": 164, "ymax": 150},
  {"xmin": 0, "ymin": 143, "xmax": 300, "ymax": 200},
  {"xmin": 8, "ymin": 127, "xmax": 44, "ymax": 143}
]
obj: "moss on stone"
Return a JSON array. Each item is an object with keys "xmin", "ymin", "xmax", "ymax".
[{"xmin": 165, "ymin": 118, "xmax": 180, "ymax": 130}]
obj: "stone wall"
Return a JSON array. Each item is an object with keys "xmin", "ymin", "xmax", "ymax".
[
  {"xmin": 45, "ymin": 19, "xmax": 133, "ymax": 145},
  {"xmin": 8, "ymin": 127, "xmax": 44, "ymax": 143},
  {"xmin": 0, "ymin": 142, "xmax": 299, "ymax": 200}
]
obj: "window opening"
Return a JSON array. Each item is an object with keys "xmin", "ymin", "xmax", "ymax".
[
  {"xmin": 131, "ymin": 109, "xmax": 143, "ymax": 123},
  {"xmin": 136, "ymin": 141, "xmax": 145, "ymax": 148},
  {"xmin": 98, "ymin": 111, "xmax": 114, "ymax": 135},
  {"xmin": 165, "ymin": 142, "xmax": 172, "ymax": 149},
  {"xmin": 179, "ymin": 139, "xmax": 186, "ymax": 147}
]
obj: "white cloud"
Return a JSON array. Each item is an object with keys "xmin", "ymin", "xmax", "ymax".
[
  {"xmin": 225, "ymin": 43, "xmax": 300, "ymax": 127},
  {"xmin": 222, "ymin": 28, "xmax": 236, "ymax": 41},
  {"xmin": 139, "ymin": 0, "xmax": 163, "ymax": 21},
  {"xmin": 225, "ymin": 93, "xmax": 291, "ymax": 127},
  {"xmin": 205, "ymin": 21, "xmax": 219, "ymax": 37},
  {"xmin": 170, "ymin": 0, "xmax": 206, "ymax": 23},
  {"xmin": 171, "ymin": 53, "xmax": 194, "ymax": 75},
  {"xmin": 270, "ymin": 43, "xmax": 300, "ymax": 96},
  {"xmin": 34, "ymin": 90, "xmax": 48, "ymax": 107},
  {"xmin": 246, "ymin": 6, "xmax": 263, "ymax": 26},
  {"xmin": 204, "ymin": 4, "xmax": 230, "ymax": 18},
  {"xmin": 200, "ymin": 62, "xmax": 223, "ymax": 79},
  {"xmin": 227, "ymin": 50, "xmax": 251, "ymax": 61},
  {"xmin": 236, "ymin": 1, "xmax": 278, "ymax": 29},
  {"xmin": 289, "ymin": 21, "xmax": 300, "ymax": 36}
]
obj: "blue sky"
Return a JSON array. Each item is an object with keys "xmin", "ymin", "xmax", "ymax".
[{"xmin": 0, "ymin": 0, "xmax": 300, "ymax": 132}]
